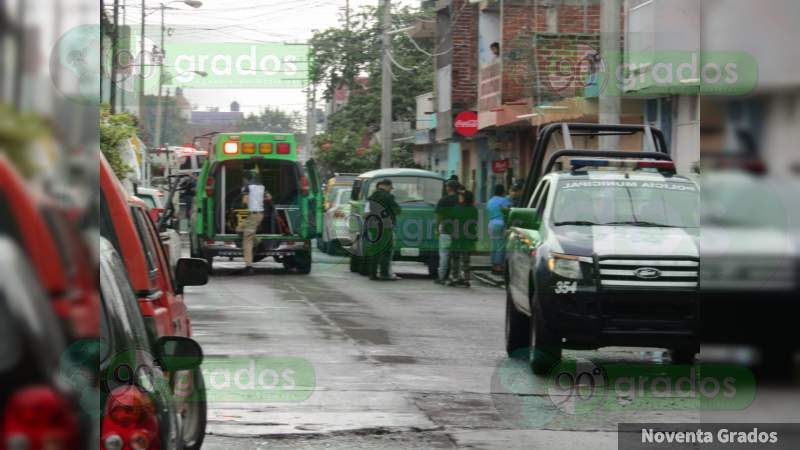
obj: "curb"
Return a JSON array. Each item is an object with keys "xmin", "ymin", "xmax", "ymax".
[{"xmin": 472, "ymin": 271, "xmax": 505, "ymax": 288}]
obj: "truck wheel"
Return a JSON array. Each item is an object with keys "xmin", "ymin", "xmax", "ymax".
[
  {"xmin": 505, "ymin": 288, "xmax": 531, "ymax": 357},
  {"xmin": 529, "ymin": 291, "xmax": 561, "ymax": 375},
  {"xmin": 189, "ymin": 235, "xmax": 199, "ymax": 258},
  {"xmin": 426, "ymin": 254, "xmax": 439, "ymax": 279},
  {"xmin": 180, "ymin": 368, "xmax": 207, "ymax": 450},
  {"xmin": 669, "ymin": 349, "xmax": 697, "ymax": 365},
  {"xmin": 204, "ymin": 255, "xmax": 214, "ymax": 275},
  {"xmin": 295, "ymin": 251, "xmax": 312, "ymax": 274}
]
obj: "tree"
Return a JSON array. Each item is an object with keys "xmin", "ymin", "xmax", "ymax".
[
  {"xmin": 99, "ymin": 103, "xmax": 136, "ymax": 180},
  {"xmin": 239, "ymin": 107, "xmax": 302, "ymax": 133},
  {"xmin": 309, "ymin": 4, "xmax": 433, "ymax": 173},
  {"xmin": 0, "ymin": 105, "xmax": 50, "ymax": 177}
]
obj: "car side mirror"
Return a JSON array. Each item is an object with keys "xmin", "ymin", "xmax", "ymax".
[
  {"xmin": 156, "ymin": 336, "xmax": 203, "ymax": 371},
  {"xmin": 508, "ymin": 208, "xmax": 540, "ymax": 230},
  {"xmin": 175, "ymin": 257, "xmax": 209, "ymax": 294}
]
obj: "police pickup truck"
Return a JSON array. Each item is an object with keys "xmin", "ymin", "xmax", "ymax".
[{"xmin": 505, "ymin": 123, "xmax": 700, "ymax": 374}]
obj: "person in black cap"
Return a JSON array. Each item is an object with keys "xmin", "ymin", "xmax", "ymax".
[
  {"xmin": 365, "ymin": 178, "xmax": 401, "ymax": 281},
  {"xmin": 435, "ymin": 179, "xmax": 461, "ymax": 284}
]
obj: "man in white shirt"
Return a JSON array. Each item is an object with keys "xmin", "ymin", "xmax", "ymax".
[{"xmin": 237, "ymin": 170, "xmax": 271, "ymax": 273}]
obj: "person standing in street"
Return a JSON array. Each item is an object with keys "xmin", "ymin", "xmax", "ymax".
[
  {"xmin": 366, "ymin": 179, "xmax": 401, "ymax": 281},
  {"xmin": 487, "ymin": 184, "xmax": 513, "ymax": 274},
  {"xmin": 435, "ymin": 179, "xmax": 460, "ymax": 284},
  {"xmin": 237, "ymin": 170, "xmax": 270, "ymax": 274},
  {"xmin": 449, "ymin": 190, "xmax": 478, "ymax": 287},
  {"xmin": 179, "ymin": 173, "xmax": 197, "ymax": 227}
]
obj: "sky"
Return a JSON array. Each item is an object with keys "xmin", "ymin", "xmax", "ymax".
[{"xmin": 124, "ymin": 0, "xmax": 418, "ymax": 117}]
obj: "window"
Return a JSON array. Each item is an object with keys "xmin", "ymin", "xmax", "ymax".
[
  {"xmin": 131, "ymin": 208, "xmax": 159, "ymax": 279},
  {"xmin": 552, "ymin": 179, "xmax": 699, "ymax": 228},
  {"xmin": 366, "ymin": 177, "xmax": 444, "ymax": 205}
]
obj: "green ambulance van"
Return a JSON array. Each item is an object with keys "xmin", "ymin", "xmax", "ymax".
[{"xmin": 189, "ymin": 132, "xmax": 322, "ymax": 273}]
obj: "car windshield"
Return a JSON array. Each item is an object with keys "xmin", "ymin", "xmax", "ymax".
[
  {"xmin": 552, "ymin": 179, "xmax": 699, "ymax": 228},
  {"xmin": 329, "ymin": 185, "xmax": 351, "ymax": 205},
  {"xmin": 335, "ymin": 189, "xmax": 352, "ymax": 206},
  {"xmin": 367, "ymin": 177, "xmax": 443, "ymax": 204}
]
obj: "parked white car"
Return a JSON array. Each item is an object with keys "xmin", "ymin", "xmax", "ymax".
[{"xmin": 319, "ymin": 188, "xmax": 352, "ymax": 254}]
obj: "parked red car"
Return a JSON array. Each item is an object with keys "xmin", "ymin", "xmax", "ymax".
[
  {"xmin": 99, "ymin": 154, "xmax": 208, "ymax": 450},
  {"xmin": 0, "ymin": 155, "xmax": 100, "ymax": 341}
]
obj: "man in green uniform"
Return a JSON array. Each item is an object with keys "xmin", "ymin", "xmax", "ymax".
[{"xmin": 365, "ymin": 179, "xmax": 401, "ymax": 281}]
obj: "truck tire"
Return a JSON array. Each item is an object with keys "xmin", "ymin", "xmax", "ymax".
[
  {"xmin": 189, "ymin": 234, "xmax": 199, "ymax": 258},
  {"xmin": 669, "ymin": 348, "xmax": 697, "ymax": 365},
  {"xmin": 529, "ymin": 290, "xmax": 562, "ymax": 375},
  {"xmin": 426, "ymin": 254, "xmax": 439, "ymax": 279},
  {"xmin": 284, "ymin": 251, "xmax": 312, "ymax": 274},
  {"xmin": 295, "ymin": 251, "xmax": 312, "ymax": 274},
  {"xmin": 505, "ymin": 288, "xmax": 531, "ymax": 357}
]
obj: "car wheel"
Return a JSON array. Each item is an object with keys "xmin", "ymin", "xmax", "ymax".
[
  {"xmin": 669, "ymin": 348, "xmax": 697, "ymax": 365},
  {"xmin": 505, "ymin": 287, "xmax": 531, "ymax": 357},
  {"xmin": 529, "ymin": 289, "xmax": 561, "ymax": 375},
  {"xmin": 349, "ymin": 255, "xmax": 361, "ymax": 273},
  {"xmin": 180, "ymin": 368, "xmax": 207, "ymax": 450},
  {"xmin": 330, "ymin": 239, "xmax": 342, "ymax": 255}
]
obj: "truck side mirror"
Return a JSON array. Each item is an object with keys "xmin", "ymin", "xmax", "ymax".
[
  {"xmin": 508, "ymin": 208, "xmax": 540, "ymax": 230},
  {"xmin": 175, "ymin": 257, "xmax": 209, "ymax": 294}
]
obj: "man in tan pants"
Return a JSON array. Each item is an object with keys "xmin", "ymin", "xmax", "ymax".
[{"xmin": 237, "ymin": 171, "xmax": 270, "ymax": 274}]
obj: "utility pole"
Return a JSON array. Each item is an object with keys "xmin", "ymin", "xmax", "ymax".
[
  {"xmin": 599, "ymin": 0, "xmax": 621, "ymax": 148},
  {"xmin": 120, "ymin": 0, "xmax": 126, "ymax": 111},
  {"xmin": 379, "ymin": 0, "xmax": 392, "ymax": 168},
  {"xmin": 110, "ymin": 0, "xmax": 119, "ymax": 112},
  {"xmin": 305, "ymin": 83, "xmax": 316, "ymax": 163},
  {"xmin": 345, "ymin": 0, "xmax": 350, "ymax": 30},
  {"xmin": 138, "ymin": 0, "xmax": 145, "ymax": 120},
  {"xmin": 150, "ymin": 3, "xmax": 166, "ymax": 186}
]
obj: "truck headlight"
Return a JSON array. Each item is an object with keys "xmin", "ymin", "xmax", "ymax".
[{"xmin": 547, "ymin": 253, "xmax": 583, "ymax": 279}]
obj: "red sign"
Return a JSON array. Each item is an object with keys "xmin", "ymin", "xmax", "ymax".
[
  {"xmin": 492, "ymin": 159, "xmax": 509, "ymax": 173},
  {"xmin": 454, "ymin": 111, "xmax": 479, "ymax": 137}
]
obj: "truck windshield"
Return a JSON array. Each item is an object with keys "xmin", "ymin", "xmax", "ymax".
[
  {"xmin": 367, "ymin": 177, "xmax": 443, "ymax": 205},
  {"xmin": 552, "ymin": 179, "xmax": 699, "ymax": 228}
]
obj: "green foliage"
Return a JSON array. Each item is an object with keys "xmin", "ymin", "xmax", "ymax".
[
  {"xmin": 309, "ymin": 4, "xmax": 433, "ymax": 174},
  {"xmin": 0, "ymin": 105, "xmax": 50, "ymax": 177},
  {"xmin": 239, "ymin": 107, "xmax": 302, "ymax": 133},
  {"xmin": 99, "ymin": 103, "xmax": 135, "ymax": 180}
]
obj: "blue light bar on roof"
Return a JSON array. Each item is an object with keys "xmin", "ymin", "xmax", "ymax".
[{"xmin": 570, "ymin": 159, "xmax": 609, "ymax": 167}]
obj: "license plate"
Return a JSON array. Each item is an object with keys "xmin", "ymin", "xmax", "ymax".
[{"xmin": 400, "ymin": 248, "xmax": 420, "ymax": 257}]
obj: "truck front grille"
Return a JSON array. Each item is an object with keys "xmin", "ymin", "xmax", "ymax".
[{"xmin": 597, "ymin": 258, "xmax": 699, "ymax": 289}]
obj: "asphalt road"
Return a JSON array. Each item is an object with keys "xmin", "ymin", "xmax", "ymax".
[{"xmin": 182, "ymin": 248, "xmax": 799, "ymax": 449}]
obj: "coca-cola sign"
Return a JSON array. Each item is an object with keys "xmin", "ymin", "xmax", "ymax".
[
  {"xmin": 492, "ymin": 159, "xmax": 509, "ymax": 173},
  {"xmin": 454, "ymin": 111, "xmax": 479, "ymax": 137}
]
